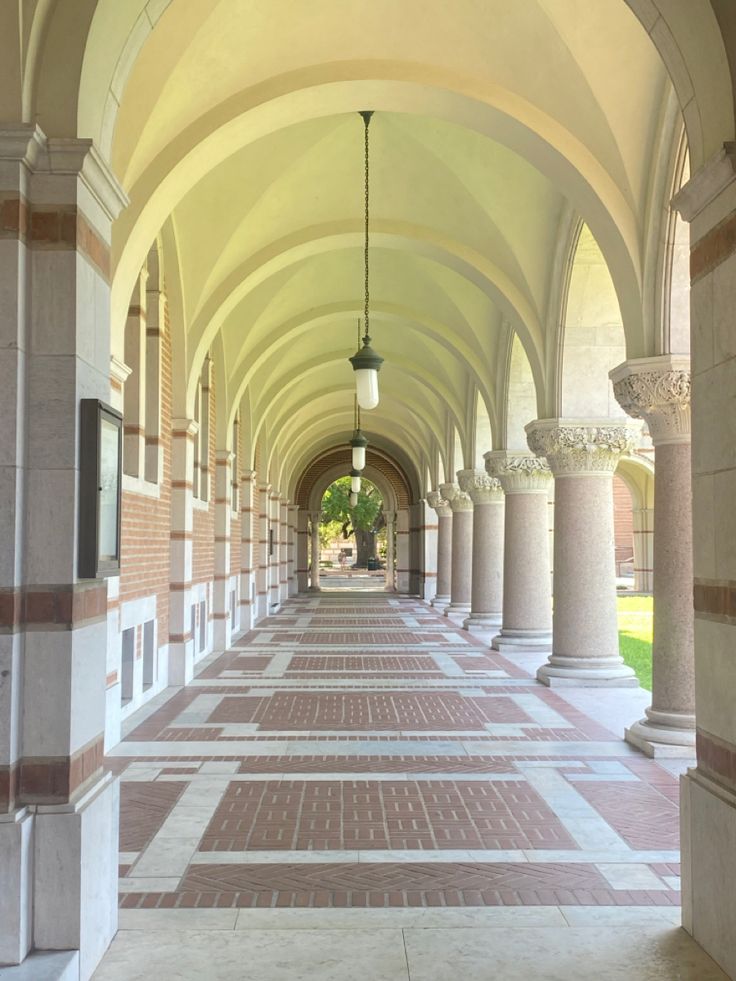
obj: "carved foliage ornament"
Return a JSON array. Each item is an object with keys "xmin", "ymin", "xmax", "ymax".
[
  {"xmin": 427, "ymin": 489, "xmax": 452, "ymax": 515},
  {"xmin": 457, "ymin": 470, "xmax": 503, "ymax": 504},
  {"xmin": 612, "ymin": 370, "xmax": 691, "ymax": 444},
  {"xmin": 526, "ymin": 425, "xmax": 635, "ymax": 474}
]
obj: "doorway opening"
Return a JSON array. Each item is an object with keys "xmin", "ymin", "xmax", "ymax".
[{"xmin": 317, "ymin": 476, "xmax": 389, "ymax": 591}]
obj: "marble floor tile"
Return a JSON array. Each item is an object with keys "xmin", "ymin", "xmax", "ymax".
[
  {"xmin": 402, "ymin": 926, "xmax": 727, "ymax": 980},
  {"xmin": 93, "ymin": 929, "xmax": 410, "ymax": 981}
]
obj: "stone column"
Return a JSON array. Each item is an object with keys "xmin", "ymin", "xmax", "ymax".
[
  {"xmin": 169, "ymin": 418, "xmax": 198, "ymax": 682},
  {"xmin": 309, "ymin": 511, "xmax": 321, "ymax": 590},
  {"xmin": 0, "ymin": 127, "xmax": 124, "ymax": 974},
  {"xmin": 213, "ymin": 450, "xmax": 233, "ymax": 651},
  {"xmin": 239, "ymin": 470, "xmax": 256, "ymax": 630},
  {"xmin": 419, "ymin": 498, "xmax": 438, "ymax": 601},
  {"xmin": 484, "ymin": 452, "xmax": 553, "ymax": 650},
  {"xmin": 255, "ymin": 482, "xmax": 270, "ymax": 620},
  {"xmin": 526, "ymin": 420, "xmax": 637, "ymax": 686},
  {"xmin": 457, "ymin": 469, "xmax": 504, "ymax": 635},
  {"xmin": 440, "ymin": 482, "xmax": 473, "ymax": 617},
  {"xmin": 611, "ymin": 357, "xmax": 695, "ymax": 753},
  {"xmin": 427, "ymin": 491, "xmax": 452, "ymax": 607},
  {"xmin": 279, "ymin": 498, "xmax": 289, "ymax": 604},
  {"xmin": 288, "ymin": 505, "xmax": 299, "ymax": 596},
  {"xmin": 268, "ymin": 491, "xmax": 281, "ymax": 611},
  {"xmin": 396, "ymin": 508, "xmax": 411, "ymax": 591},
  {"xmin": 384, "ymin": 510, "xmax": 396, "ymax": 590},
  {"xmin": 297, "ymin": 510, "xmax": 310, "ymax": 592}
]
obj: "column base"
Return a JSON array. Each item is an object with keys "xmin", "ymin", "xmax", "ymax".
[
  {"xmin": 537, "ymin": 654, "xmax": 639, "ymax": 687},
  {"xmin": 430, "ymin": 594, "xmax": 451, "ymax": 608},
  {"xmin": 34, "ymin": 772, "xmax": 119, "ymax": 981},
  {"xmin": 625, "ymin": 708, "xmax": 696, "ymax": 757},
  {"xmin": 491, "ymin": 628, "xmax": 552, "ymax": 651},
  {"xmin": 681, "ymin": 768, "xmax": 736, "ymax": 978},
  {"xmin": 0, "ymin": 808, "xmax": 33, "ymax": 965},
  {"xmin": 463, "ymin": 612, "xmax": 501, "ymax": 637},
  {"xmin": 444, "ymin": 602, "xmax": 471, "ymax": 617}
]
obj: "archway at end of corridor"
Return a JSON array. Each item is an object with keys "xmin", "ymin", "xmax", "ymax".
[{"xmin": 317, "ymin": 476, "xmax": 389, "ymax": 591}]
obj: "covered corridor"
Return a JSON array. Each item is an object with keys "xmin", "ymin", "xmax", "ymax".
[
  {"xmin": 93, "ymin": 593, "xmax": 723, "ymax": 979},
  {"xmin": 4, "ymin": 1, "xmax": 736, "ymax": 978}
]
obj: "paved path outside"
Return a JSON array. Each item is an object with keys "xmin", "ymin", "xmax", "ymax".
[{"xmin": 95, "ymin": 593, "xmax": 726, "ymax": 980}]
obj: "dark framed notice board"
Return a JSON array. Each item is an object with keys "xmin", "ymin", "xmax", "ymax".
[{"xmin": 79, "ymin": 399, "xmax": 123, "ymax": 578}]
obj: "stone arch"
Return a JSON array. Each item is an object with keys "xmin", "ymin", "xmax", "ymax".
[
  {"xmin": 295, "ymin": 448, "xmax": 412, "ymax": 513},
  {"xmin": 559, "ymin": 223, "xmax": 627, "ymax": 418}
]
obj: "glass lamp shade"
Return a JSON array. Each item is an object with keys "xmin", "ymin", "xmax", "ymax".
[
  {"xmin": 349, "ymin": 336, "xmax": 383, "ymax": 411},
  {"xmin": 352, "ymin": 443, "xmax": 366, "ymax": 470},
  {"xmin": 354, "ymin": 368, "xmax": 379, "ymax": 410},
  {"xmin": 349, "ymin": 491, "xmax": 358, "ymax": 508},
  {"xmin": 350, "ymin": 430, "xmax": 368, "ymax": 471},
  {"xmin": 350, "ymin": 469, "xmax": 362, "ymax": 494}
]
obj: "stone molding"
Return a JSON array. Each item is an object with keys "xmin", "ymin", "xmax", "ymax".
[
  {"xmin": 673, "ymin": 142, "xmax": 736, "ymax": 223},
  {"xmin": 457, "ymin": 468, "xmax": 503, "ymax": 505},
  {"xmin": 525, "ymin": 420, "xmax": 636, "ymax": 475},
  {"xmin": 426, "ymin": 490, "xmax": 452, "ymax": 517},
  {"xmin": 610, "ymin": 357, "xmax": 691, "ymax": 445},
  {"xmin": 484, "ymin": 450, "xmax": 551, "ymax": 493},
  {"xmin": 439, "ymin": 482, "xmax": 473, "ymax": 512}
]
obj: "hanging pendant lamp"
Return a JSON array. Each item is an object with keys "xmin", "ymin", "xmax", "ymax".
[
  {"xmin": 350, "ymin": 468, "xmax": 362, "ymax": 494},
  {"xmin": 349, "ymin": 490, "xmax": 358, "ymax": 508},
  {"xmin": 349, "ymin": 110, "xmax": 383, "ymax": 409},
  {"xmin": 350, "ymin": 396, "xmax": 368, "ymax": 471}
]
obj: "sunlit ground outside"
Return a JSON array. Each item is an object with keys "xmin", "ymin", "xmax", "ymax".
[{"xmin": 618, "ymin": 594, "xmax": 653, "ymax": 690}]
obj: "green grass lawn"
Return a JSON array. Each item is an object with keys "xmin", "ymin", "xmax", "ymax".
[{"xmin": 617, "ymin": 593, "xmax": 653, "ymax": 690}]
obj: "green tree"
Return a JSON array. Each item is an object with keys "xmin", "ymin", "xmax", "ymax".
[{"xmin": 320, "ymin": 477, "xmax": 384, "ymax": 566}]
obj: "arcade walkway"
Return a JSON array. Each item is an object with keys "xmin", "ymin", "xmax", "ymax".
[{"xmin": 97, "ymin": 596, "xmax": 724, "ymax": 980}]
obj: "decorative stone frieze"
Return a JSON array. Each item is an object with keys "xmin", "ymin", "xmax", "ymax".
[
  {"xmin": 610, "ymin": 356, "xmax": 691, "ymax": 446},
  {"xmin": 439, "ymin": 482, "xmax": 473, "ymax": 512},
  {"xmin": 525, "ymin": 420, "xmax": 635, "ymax": 474},
  {"xmin": 484, "ymin": 451, "xmax": 551, "ymax": 493},
  {"xmin": 457, "ymin": 468, "xmax": 503, "ymax": 505},
  {"xmin": 426, "ymin": 489, "xmax": 452, "ymax": 517}
]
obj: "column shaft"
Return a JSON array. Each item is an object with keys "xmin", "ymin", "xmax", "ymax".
[
  {"xmin": 440, "ymin": 482, "xmax": 472, "ymax": 616},
  {"xmin": 239, "ymin": 471, "xmax": 256, "ymax": 630},
  {"xmin": 427, "ymin": 491, "xmax": 452, "ymax": 607},
  {"xmin": 297, "ymin": 510, "xmax": 309, "ymax": 592},
  {"xmin": 213, "ymin": 450, "xmax": 233, "ymax": 651},
  {"xmin": 485, "ymin": 453, "xmax": 552, "ymax": 650},
  {"xmin": 611, "ymin": 357, "xmax": 695, "ymax": 752},
  {"xmin": 527, "ymin": 420, "xmax": 637, "ymax": 686},
  {"xmin": 309, "ymin": 513, "xmax": 321, "ymax": 590},
  {"xmin": 385, "ymin": 512, "xmax": 396, "ymax": 590},
  {"xmin": 458, "ymin": 469, "xmax": 504, "ymax": 635}
]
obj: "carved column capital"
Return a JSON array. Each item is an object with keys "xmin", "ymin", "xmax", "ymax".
[
  {"xmin": 426, "ymin": 490, "xmax": 452, "ymax": 517},
  {"xmin": 610, "ymin": 356, "xmax": 691, "ymax": 445},
  {"xmin": 439, "ymin": 482, "xmax": 473, "ymax": 512},
  {"xmin": 457, "ymin": 468, "xmax": 503, "ymax": 504},
  {"xmin": 484, "ymin": 450, "xmax": 552, "ymax": 494},
  {"xmin": 525, "ymin": 419, "xmax": 636, "ymax": 475}
]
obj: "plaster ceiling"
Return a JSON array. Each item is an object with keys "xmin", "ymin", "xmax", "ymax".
[{"xmin": 91, "ymin": 0, "xmax": 679, "ymax": 487}]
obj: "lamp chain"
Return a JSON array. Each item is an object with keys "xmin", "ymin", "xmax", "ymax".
[{"xmin": 363, "ymin": 111, "xmax": 370, "ymax": 339}]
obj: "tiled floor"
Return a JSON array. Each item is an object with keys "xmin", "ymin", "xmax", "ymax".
[{"xmin": 95, "ymin": 593, "xmax": 727, "ymax": 979}]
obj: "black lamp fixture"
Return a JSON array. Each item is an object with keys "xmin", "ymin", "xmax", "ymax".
[
  {"xmin": 350, "ymin": 468, "xmax": 362, "ymax": 495},
  {"xmin": 349, "ymin": 110, "xmax": 383, "ymax": 409},
  {"xmin": 350, "ymin": 395, "xmax": 368, "ymax": 471}
]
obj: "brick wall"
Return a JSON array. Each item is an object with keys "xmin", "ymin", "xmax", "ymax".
[
  {"xmin": 119, "ymin": 299, "xmax": 172, "ymax": 647},
  {"xmin": 231, "ymin": 418, "xmax": 242, "ymax": 577},
  {"xmin": 193, "ymin": 372, "xmax": 215, "ymax": 585},
  {"xmin": 613, "ymin": 474, "xmax": 633, "ymax": 570}
]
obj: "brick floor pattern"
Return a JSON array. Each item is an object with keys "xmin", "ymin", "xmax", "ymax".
[
  {"xmin": 111, "ymin": 593, "xmax": 685, "ymax": 909},
  {"xmin": 198, "ymin": 780, "xmax": 577, "ymax": 851}
]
